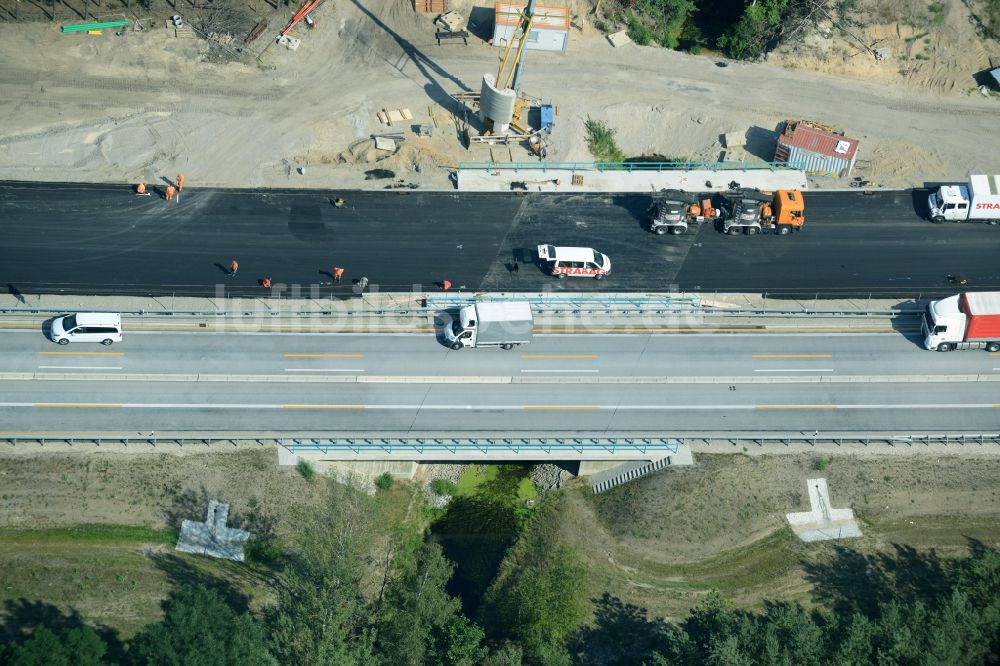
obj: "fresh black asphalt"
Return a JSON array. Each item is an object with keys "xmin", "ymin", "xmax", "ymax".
[{"xmin": 2, "ymin": 181, "xmax": 998, "ymax": 298}]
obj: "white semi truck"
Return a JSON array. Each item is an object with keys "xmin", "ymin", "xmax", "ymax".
[
  {"xmin": 922, "ymin": 292, "xmax": 1000, "ymax": 352},
  {"xmin": 927, "ymin": 174, "xmax": 1000, "ymax": 224},
  {"xmin": 443, "ymin": 301, "xmax": 533, "ymax": 350}
]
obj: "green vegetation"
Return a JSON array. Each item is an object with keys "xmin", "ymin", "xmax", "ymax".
[
  {"xmin": 0, "ymin": 625, "xmax": 107, "ymax": 666},
  {"xmin": 376, "ymin": 472, "xmax": 395, "ymax": 491},
  {"xmin": 5, "ymin": 458, "xmax": 1000, "ymax": 665},
  {"xmin": 718, "ymin": 0, "xmax": 790, "ymax": 60},
  {"xmin": 295, "ymin": 459, "xmax": 315, "ymax": 480},
  {"xmin": 431, "ymin": 478, "xmax": 459, "ymax": 496},
  {"xmin": 584, "ymin": 118, "xmax": 626, "ymax": 162},
  {"xmin": 812, "ymin": 457, "xmax": 830, "ymax": 471},
  {"xmin": 988, "ymin": 0, "xmax": 1000, "ymax": 36},
  {"xmin": 0, "ymin": 525, "xmax": 175, "ymax": 545},
  {"xmin": 481, "ymin": 496, "xmax": 588, "ymax": 665},
  {"xmin": 128, "ymin": 586, "xmax": 275, "ymax": 666}
]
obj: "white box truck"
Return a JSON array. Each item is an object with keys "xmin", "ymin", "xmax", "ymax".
[
  {"xmin": 928, "ymin": 174, "xmax": 1000, "ymax": 224},
  {"xmin": 443, "ymin": 301, "xmax": 533, "ymax": 350},
  {"xmin": 922, "ymin": 292, "xmax": 1000, "ymax": 352}
]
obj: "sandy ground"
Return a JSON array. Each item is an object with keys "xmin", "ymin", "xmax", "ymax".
[{"xmin": 0, "ymin": 0, "xmax": 997, "ymax": 192}]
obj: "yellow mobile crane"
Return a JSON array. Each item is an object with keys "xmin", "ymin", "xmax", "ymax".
[{"xmin": 480, "ymin": 0, "xmax": 537, "ymax": 134}]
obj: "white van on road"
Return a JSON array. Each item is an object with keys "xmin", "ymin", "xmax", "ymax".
[
  {"xmin": 49, "ymin": 313, "xmax": 123, "ymax": 346},
  {"xmin": 536, "ymin": 245, "xmax": 611, "ymax": 279}
]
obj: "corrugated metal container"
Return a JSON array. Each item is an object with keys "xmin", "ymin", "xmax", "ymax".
[
  {"xmin": 414, "ymin": 0, "xmax": 446, "ymax": 13},
  {"xmin": 775, "ymin": 123, "xmax": 859, "ymax": 177},
  {"xmin": 493, "ymin": 1, "xmax": 570, "ymax": 52}
]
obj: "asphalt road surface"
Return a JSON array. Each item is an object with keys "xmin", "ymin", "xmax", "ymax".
[
  {"xmin": 2, "ymin": 182, "xmax": 999, "ymax": 298},
  {"xmin": 2, "ymin": 329, "xmax": 997, "ymax": 433}
]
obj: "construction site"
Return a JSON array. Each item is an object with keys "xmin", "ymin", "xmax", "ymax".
[{"xmin": 0, "ymin": 0, "xmax": 997, "ymax": 192}]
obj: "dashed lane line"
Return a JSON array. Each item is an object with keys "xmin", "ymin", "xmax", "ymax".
[{"xmin": 752, "ymin": 354, "xmax": 832, "ymax": 359}]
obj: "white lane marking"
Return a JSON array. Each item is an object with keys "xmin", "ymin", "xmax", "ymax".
[
  {"xmin": 37, "ymin": 366, "xmax": 123, "ymax": 370},
  {"xmin": 754, "ymin": 368, "xmax": 834, "ymax": 373},
  {"xmin": 520, "ymin": 369, "xmax": 600, "ymax": 373},
  {"xmin": 3, "ymin": 402, "xmax": 997, "ymax": 410},
  {"xmin": 283, "ymin": 368, "xmax": 366, "ymax": 372}
]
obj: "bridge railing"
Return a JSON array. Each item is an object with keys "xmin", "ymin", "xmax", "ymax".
[
  {"xmin": 2, "ymin": 433, "xmax": 996, "ymax": 451},
  {"xmin": 458, "ymin": 160, "xmax": 803, "ymax": 172}
]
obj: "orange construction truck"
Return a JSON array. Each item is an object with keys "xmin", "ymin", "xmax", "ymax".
[{"xmin": 721, "ymin": 189, "xmax": 805, "ymax": 236}]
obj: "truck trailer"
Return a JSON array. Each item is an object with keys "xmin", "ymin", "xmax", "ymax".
[
  {"xmin": 922, "ymin": 292, "xmax": 1000, "ymax": 352},
  {"xmin": 720, "ymin": 189, "xmax": 805, "ymax": 236},
  {"xmin": 443, "ymin": 301, "xmax": 533, "ymax": 350},
  {"xmin": 928, "ymin": 174, "xmax": 1000, "ymax": 225}
]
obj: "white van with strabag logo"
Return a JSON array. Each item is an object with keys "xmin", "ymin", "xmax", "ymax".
[
  {"xmin": 536, "ymin": 245, "xmax": 611, "ymax": 279},
  {"xmin": 50, "ymin": 313, "xmax": 123, "ymax": 345}
]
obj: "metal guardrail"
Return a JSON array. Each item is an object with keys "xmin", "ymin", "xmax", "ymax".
[
  {"xmin": 290, "ymin": 437, "xmax": 682, "ymax": 455},
  {"xmin": 458, "ymin": 160, "xmax": 803, "ymax": 172},
  {"xmin": 0, "ymin": 297, "xmax": 927, "ymax": 320},
  {"xmin": 2, "ymin": 433, "xmax": 997, "ymax": 450},
  {"xmin": 423, "ymin": 294, "xmax": 703, "ymax": 313}
]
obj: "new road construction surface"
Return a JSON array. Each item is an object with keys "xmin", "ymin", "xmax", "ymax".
[
  {"xmin": 2, "ymin": 329, "xmax": 997, "ymax": 433},
  {"xmin": 2, "ymin": 181, "xmax": 999, "ymax": 298}
]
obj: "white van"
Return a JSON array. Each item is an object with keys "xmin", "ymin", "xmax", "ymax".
[
  {"xmin": 50, "ymin": 313, "xmax": 123, "ymax": 346},
  {"xmin": 536, "ymin": 245, "xmax": 611, "ymax": 279}
]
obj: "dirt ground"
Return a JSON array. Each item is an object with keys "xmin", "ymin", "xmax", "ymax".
[{"xmin": 0, "ymin": 0, "xmax": 996, "ymax": 192}]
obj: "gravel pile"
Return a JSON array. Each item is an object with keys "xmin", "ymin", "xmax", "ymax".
[
  {"xmin": 531, "ymin": 464, "xmax": 569, "ymax": 492},
  {"xmin": 423, "ymin": 463, "xmax": 470, "ymax": 507}
]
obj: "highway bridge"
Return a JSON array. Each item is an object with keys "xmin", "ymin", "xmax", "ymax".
[
  {"xmin": 2, "ymin": 181, "xmax": 999, "ymax": 298},
  {"xmin": 2, "ymin": 329, "xmax": 997, "ymax": 436}
]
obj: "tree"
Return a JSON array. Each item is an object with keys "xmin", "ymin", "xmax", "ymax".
[
  {"xmin": 480, "ymin": 497, "xmax": 588, "ymax": 665},
  {"xmin": 267, "ymin": 483, "xmax": 377, "ymax": 666},
  {"xmin": 718, "ymin": 0, "xmax": 790, "ymax": 60},
  {"xmin": 0, "ymin": 627, "xmax": 108, "ymax": 666},
  {"xmin": 375, "ymin": 541, "xmax": 486, "ymax": 666},
  {"xmin": 127, "ymin": 585, "xmax": 274, "ymax": 666},
  {"xmin": 2, "ymin": 625, "xmax": 107, "ymax": 666}
]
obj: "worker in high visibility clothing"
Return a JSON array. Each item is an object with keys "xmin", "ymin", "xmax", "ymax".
[
  {"xmin": 135, "ymin": 183, "xmax": 148, "ymax": 195},
  {"xmin": 262, "ymin": 277, "xmax": 272, "ymax": 289},
  {"xmin": 176, "ymin": 173, "xmax": 185, "ymax": 191},
  {"xmin": 165, "ymin": 185, "xmax": 176, "ymax": 201},
  {"xmin": 442, "ymin": 279, "xmax": 452, "ymax": 291},
  {"xmin": 333, "ymin": 267, "xmax": 345, "ymax": 283}
]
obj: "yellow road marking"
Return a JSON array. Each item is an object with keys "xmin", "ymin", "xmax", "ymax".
[
  {"xmin": 523, "ymin": 405, "xmax": 600, "ymax": 411},
  {"xmin": 282, "ymin": 404, "xmax": 366, "ymax": 410},
  {"xmin": 752, "ymin": 354, "xmax": 832, "ymax": 359},
  {"xmin": 521, "ymin": 354, "xmax": 598, "ymax": 359},
  {"xmin": 755, "ymin": 405, "xmax": 837, "ymax": 411},
  {"xmin": 284, "ymin": 353, "xmax": 366, "ymax": 358},
  {"xmin": 39, "ymin": 351, "xmax": 125, "ymax": 356},
  {"xmin": 34, "ymin": 403, "xmax": 123, "ymax": 409},
  {"xmin": 990, "ymin": 353, "xmax": 1000, "ymax": 357}
]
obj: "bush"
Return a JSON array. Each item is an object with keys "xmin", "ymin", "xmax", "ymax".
[
  {"xmin": 584, "ymin": 117, "xmax": 626, "ymax": 162},
  {"xmin": 376, "ymin": 472, "xmax": 394, "ymax": 491},
  {"xmin": 812, "ymin": 457, "xmax": 830, "ymax": 471},
  {"xmin": 296, "ymin": 459, "xmax": 315, "ymax": 481},
  {"xmin": 627, "ymin": 13, "xmax": 652, "ymax": 45},
  {"xmin": 431, "ymin": 478, "xmax": 458, "ymax": 496}
]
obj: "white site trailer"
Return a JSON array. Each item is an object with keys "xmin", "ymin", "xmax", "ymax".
[{"xmin": 928, "ymin": 174, "xmax": 1000, "ymax": 224}]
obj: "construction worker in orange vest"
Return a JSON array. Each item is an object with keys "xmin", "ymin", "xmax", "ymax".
[
  {"xmin": 165, "ymin": 185, "xmax": 176, "ymax": 201},
  {"xmin": 262, "ymin": 277, "xmax": 272, "ymax": 289},
  {"xmin": 442, "ymin": 279, "xmax": 452, "ymax": 291},
  {"xmin": 229, "ymin": 260, "xmax": 238, "ymax": 277},
  {"xmin": 176, "ymin": 173, "xmax": 184, "ymax": 191},
  {"xmin": 135, "ymin": 183, "xmax": 149, "ymax": 196},
  {"xmin": 333, "ymin": 267, "xmax": 345, "ymax": 283}
]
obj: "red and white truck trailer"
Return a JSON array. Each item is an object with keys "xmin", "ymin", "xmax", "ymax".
[
  {"xmin": 922, "ymin": 292, "xmax": 1000, "ymax": 352},
  {"xmin": 927, "ymin": 174, "xmax": 1000, "ymax": 224}
]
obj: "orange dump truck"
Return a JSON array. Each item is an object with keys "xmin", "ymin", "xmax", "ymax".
[{"xmin": 721, "ymin": 189, "xmax": 805, "ymax": 236}]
